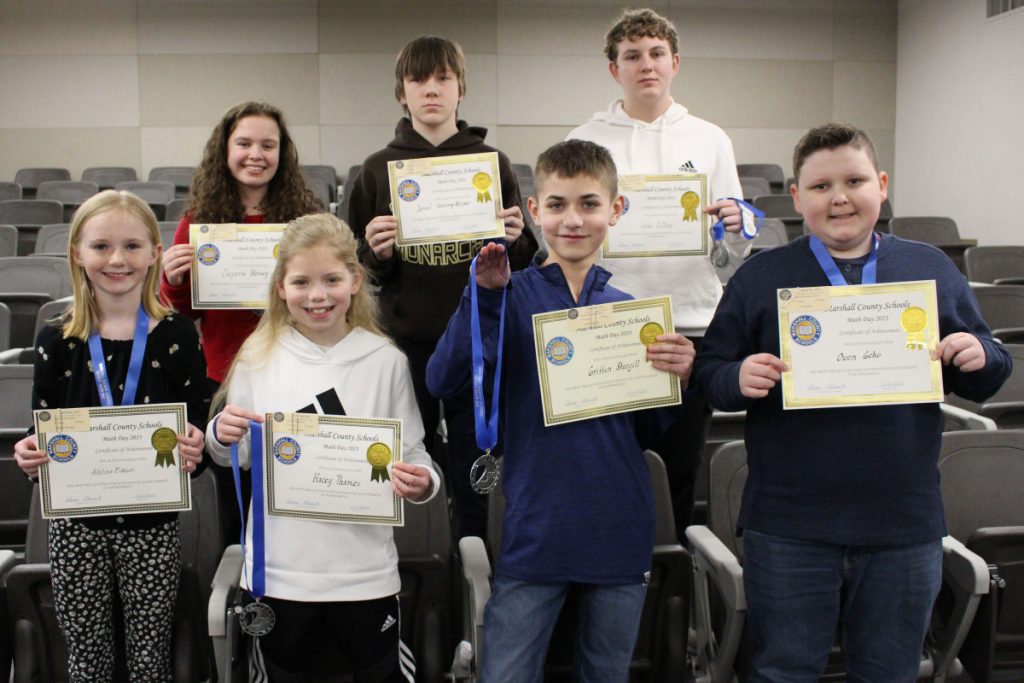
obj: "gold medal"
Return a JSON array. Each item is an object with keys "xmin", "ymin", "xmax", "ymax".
[
  {"xmin": 472, "ymin": 172, "xmax": 493, "ymax": 203},
  {"xmin": 680, "ymin": 191, "xmax": 700, "ymax": 221},
  {"xmin": 639, "ymin": 322, "xmax": 664, "ymax": 347},
  {"xmin": 900, "ymin": 306, "xmax": 929, "ymax": 350},
  {"xmin": 366, "ymin": 442, "xmax": 392, "ymax": 482},
  {"xmin": 151, "ymin": 427, "xmax": 178, "ymax": 468}
]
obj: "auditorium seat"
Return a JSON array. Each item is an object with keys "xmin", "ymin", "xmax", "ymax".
[
  {"xmin": 158, "ymin": 221, "xmax": 179, "ymax": 250},
  {"xmin": 970, "ymin": 284, "xmax": 1024, "ymax": 344},
  {"xmin": 0, "ymin": 256, "xmax": 74, "ymax": 350},
  {"xmin": 737, "ymin": 164, "xmax": 785, "ymax": 193},
  {"xmin": 13, "ymin": 169, "xmax": 70, "ymax": 199},
  {"xmin": 964, "ymin": 245, "xmax": 1024, "ymax": 285},
  {"xmin": 337, "ymin": 164, "xmax": 362, "ymax": 222},
  {"xmin": 0, "ymin": 200, "xmax": 64, "ymax": 255},
  {"xmin": 82, "ymin": 166, "xmax": 137, "ymax": 189},
  {"xmin": 0, "ymin": 183, "xmax": 21, "ymax": 203},
  {"xmin": 512, "ymin": 163, "xmax": 536, "ymax": 201},
  {"xmin": 32, "ymin": 223, "xmax": 70, "ymax": 256},
  {"xmin": 304, "ymin": 176, "xmax": 332, "ymax": 212},
  {"xmin": 458, "ymin": 451, "xmax": 689, "ymax": 682},
  {"xmin": 164, "ymin": 198, "xmax": 188, "ymax": 224},
  {"xmin": 148, "ymin": 167, "xmax": 194, "ymax": 198},
  {"xmin": 946, "ymin": 344, "xmax": 1024, "ymax": 429},
  {"xmin": 115, "ymin": 181, "xmax": 175, "ymax": 220},
  {"xmin": 739, "ymin": 176, "xmax": 770, "ymax": 201},
  {"xmin": 687, "ymin": 440, "xmax": 991, "ymax": 682},
  {"xmin": 889, "ymin": 217, "xmax": 977, "ymax": 273},
  {"xmin": 0, "ymin": 303, "xmax": 10, "ymax": 353},
  {"xmin": 749, "ymin": 217, "xmax": 787, "ymax": 254},
  {"xmin": 0, "ymin": 226, "xmax": 16, "ymax": 258},
  {"xmin": 0, "ymin": 364, "xmax": 34, "ymax": 553},
  {"xmin": 301, "ymin": 165, "xmax": 339, "ymax": 203},
  {"xmin": 35, "ymin": 181, "xmax": 98, "ymax": 222}
]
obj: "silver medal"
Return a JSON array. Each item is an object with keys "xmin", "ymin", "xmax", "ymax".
[
  {"xmin": 711, "ymin": 242, "xmax": 730, "ymax": 268},
  {"xmin": 470, "ymin": 451, "xmax": 501, "ymax": 494},
  {"xmin": 238, "ymin": 600, "xmax": 276, "ymax": 637}
]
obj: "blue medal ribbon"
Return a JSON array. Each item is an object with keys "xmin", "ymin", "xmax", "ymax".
[
  {"xmin": 87, "ymin": 306, "xmax": 149, "ymax": 407},
  {"xmin": 712, "ymin": 198, "xmax": 764, "ymax": 243},
  {"xmin": 469, "ymin": 254, "xmax": 508, "ymax": 456},
  {"xmin": 808, "ymin": 233, "xmax": 879, "ymax": 286},
  {"xmin": 231, "ymin": 420, "xmax": 266, "ymax": 599}
]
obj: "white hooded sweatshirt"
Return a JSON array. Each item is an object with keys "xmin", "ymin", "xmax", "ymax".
[
  {"xmin": 568, "ymin": 99, "xmax": 744, "ymax": 335},
  {"xmin": 207, "ymin": 325, "xmax": 440, "ymax": 602}
]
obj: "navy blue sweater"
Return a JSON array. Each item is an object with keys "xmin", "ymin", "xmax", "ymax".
[
  {"xmin": 693, "ymin": 234, "xmax": 1012, "ymax": 545},
  {"xmin": 427, "ymin": 260, "xmax": 675, "ymax": 583}
]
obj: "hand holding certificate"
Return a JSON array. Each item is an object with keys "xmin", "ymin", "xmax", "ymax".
[
  {"xmin": 777, "ymin": 280, "xmax": 944, "ymax": 409},
  {"xmin": 387, "ymin": 152, "xmax": 505, "ymax": 246},
  {"xmin": 603, "ymin": 174, "xmax": 708, "ymax": 258},
  {"xmin": 189, "ymin": 223, "xmax": 287, "ymax": 309},
  {"xmin": 35, "ymin": 404, "xmax": 191, "ymax": 518},
  {"xmin": 533, "ymin": 296, "xmax": 681, "ymax": 426}
]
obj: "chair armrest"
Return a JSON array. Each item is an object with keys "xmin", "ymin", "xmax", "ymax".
[
  {"xmin": 208, "ymin": 544, "xmax": 243, "ymax": 637},
  {"xmin": 942, "ymin": 536, "xmax": 990, "ymax": 596},
  {"xmin": 994, "ymin": 277, "xmax": 1024, "ymax": 286},
  {"xmin": 978, "ymin": 402, "xmax": 1024, "ymax": 424},
  {"xmin": 687, "ymin": 526, "xmax": 745, "ymax": 610},
  {"xmin": 459, "ymin": 536, "xmax": 492, "ymax": 679},
  {"xmin": 940, "ymin": 403, "xmax": 998, "ymax": 431},
  {"xmin": 926, "ymin": 537, "xmax": 991, "ymax": 677},
  {"xmin": 686, "ymin": 525, "xmax": 746, "ymax": 683},
  {"xmin": 991, "ymin": 327, "xmax": 1024, "ymax": 344}
]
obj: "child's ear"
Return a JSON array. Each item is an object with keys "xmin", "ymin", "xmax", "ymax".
[
  {"xmin": 789, "ymin": 180, "xmax": 803, "ymax": 215},
  {"xmin": 351, "ymin": 269, "xmax": 363, "ymax": 295},
  {"xmin": 608, "ymin": 194, "xmax": 626, "ymax": 226},
  {"xmin": 527, "ymin": 196, "xmax": 541, "ymax": 225},
  {"xmin": 878, "ymin": 171, "xmax": 889, "ymax": 201},
  {"xmin": 276, "ymin": 281, "xmax": 287, "ymax": 301}
]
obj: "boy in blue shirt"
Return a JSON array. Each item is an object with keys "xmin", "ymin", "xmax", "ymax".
[
  {"xmin": 693, "ymin": 123, "xmax": 1011, "ymax": 682},
  {"xmin": 427, "ymin": 139, "xmax": 695, "ymax": 681}
]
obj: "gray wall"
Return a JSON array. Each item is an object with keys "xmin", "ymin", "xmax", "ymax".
[{"xmin": 0, "ymin": 0, "xmax": 897, "ymax": 190}]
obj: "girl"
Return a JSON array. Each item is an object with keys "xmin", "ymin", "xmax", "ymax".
[
  {"xmin": 207, "ymin": 213, "xmax": 438, "ymax": 682},
  {"xmin": 161, "ymin": 100, "xmax": 323, "ymax": 388},
  {"xmin": 13, "ymin": 190, "xmax": 209, "ymax": 681}
]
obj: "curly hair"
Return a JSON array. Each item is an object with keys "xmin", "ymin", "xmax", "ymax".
[
  {"xmin": 605, "ymin": 8, "xmax": 679, "ymax": 62},
  {"xmin": 187, "ymin": 101, "xmax": 323, "ymax": 223}
]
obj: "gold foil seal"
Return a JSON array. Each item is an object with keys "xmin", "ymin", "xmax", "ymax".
[
  {"xmin": 680, "ymin": 191, "xmax": 700, "ymax": 221},
  {"xmin": 639, "ymin": 322, "xmax": 664, "ymax": 346}
]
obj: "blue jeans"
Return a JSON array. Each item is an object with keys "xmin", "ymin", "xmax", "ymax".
[
  {"xmin": 743, "ymin": 530, "xmax": 943, "ymax": 683},
  {"xmin": 480, "ymin": 574, "xmax": 647, "ymax": 683}
]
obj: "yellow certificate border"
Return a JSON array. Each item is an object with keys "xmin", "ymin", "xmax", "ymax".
[
  {"xmin": 37, "ymin": 403, "xmax": 190, "ymax": 518},
  {"xmin": 533, "ymin": 296, "xmax": 680, "ymax": 426},
  {"xmin": 388, "ymin": 151, "xmax": 505, "ymax": 247},
  {"xmin": 264, "ymin": 413, "xmax": 403, "ymax": 526},
  {"xmin": 778, "ymin": 280, "xmax": 944, "ymax": 409},
  {"xmin": 189, "ymin": 223, "xmax": 287, "ymax": 310},
  {"xmin": 602, "ymin": 173, "xmax": 709, "ymax": 259}
]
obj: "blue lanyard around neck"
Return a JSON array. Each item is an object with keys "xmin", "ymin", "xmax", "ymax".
[
  {"xmin": 469, "ymin": 255, "xmax": 508, "ymax": 455},
  {"xmin": 87, "ymin": 307, "xmax": 150, "ymax": 407},
  {"xmin": 808, "ymin": 233, "xmax": 879, "ymax": 286},
  {"xmin": 231, "ymin": 420, "xmax": 266, "ymax": 599}
]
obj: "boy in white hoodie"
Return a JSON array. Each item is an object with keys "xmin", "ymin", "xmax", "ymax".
[{"xmin": 568, "ymin": 7, "xmax": 745, "ymax": 538}]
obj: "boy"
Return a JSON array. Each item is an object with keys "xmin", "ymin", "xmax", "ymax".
[
  {"xmin": 346, "ymin": 36, "xmax": 538, "ymax": 538},
  {"xmin": 568, "ymin": 8, "xmax": 746, "ymax": 536},
  {"xmin": 427, "ymin": 140, "xmax": 695, "ymax": 681},
  {"xmin": 693, "ymin": 123, "xmax": 1012, "ymax": 681}
]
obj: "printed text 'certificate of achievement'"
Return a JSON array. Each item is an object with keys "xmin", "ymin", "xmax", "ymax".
[
  {"xmin": 36, "ymin": 403, "xmax": 191, "ymax": 519},
  {"xmin": 264, "ymin": 412, "xmax": 403, "ymax": 526},
  {"xmin": 778, "ymin": 280, "xmax": 943, "ymax": 409},
  {"xmin": 387, "ymin": 152, "xmax": 505, "ymax": 247},
  {"xmin": 189, "ymin": 223, "xmax": 287, "ymax": 309},
  {"xmin": 533, "ymin": 296, "xmax": 681, "ymax": 426},
  {"xmin": 603, "ymin": 174, "xmax": 708, "ymax": 258}
]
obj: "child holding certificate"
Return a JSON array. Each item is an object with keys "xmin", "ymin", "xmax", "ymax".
[
  {"xmin": 346, "ymin": 36, "xmax": 538, "ymax": 539},
  {"xmin": 13, "ymin": 190, "xmax": 209, "ymax": 680},
  {"xmin": 206, "ymin": 213, "xmax": 439, "ymax": 681},
  {"xmin": 161, "ymin": 100, "xmax": 323, "ymax": 388},
  {"xmin": 427, "ymin": 140, "xmax": 695, "ymax": 681},
  {"xmin": 693, "ymin": 123, "xmax": 1012, "ymax": 682}
]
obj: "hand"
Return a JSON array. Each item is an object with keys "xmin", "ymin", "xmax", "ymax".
[
  {"xmin": 162, "ymin": 243, "xmax": 194, "ymax": 287},
  {"xmin": 365, "ymin": 215, "xmax": 398, "ymax": 261},
  {"xmin": 13, "ymin": 434, "xmax": 46, "ymax": 479},
  {"xmin": 475, "ymin": 242, "xmax": 510, "ymax": 290},
  {"xmin": 705, "ymin": 198, "xmax": 743, "ymax": 234},
  {"xmin": 499, "ymin": 206, "xmax": 525, "ymax": 244},
  {"xmin": 647, "ymin": 333, "xmax": 695, "ymax": 388},
  {"xmin": 934, "ymin": 333, "xmax": 986, "ymax": 372},
  {"xmin": 390, "ymin": 461, "xmax": 433, "ymax": 501},
  {"xmin": 215, "ymin": 405, "xmax": 264, "ymax": 445},
  {"xmin": 739, "ymin": 353, "xmax": 787, "ymax": 398},
  {"xmin": 178, "ymin": 424, "xmax": 205, "ymax": 473}
]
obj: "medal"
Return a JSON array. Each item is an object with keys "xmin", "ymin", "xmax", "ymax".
[
  {"xmin": 710, "ymin": 198, "xmax": 765, "ymax": 269},
  {"xmin": 470, "ymin": 449, "xmax": 501, "ymax": 495},
  {"xmin": 237, "ymin": 600, "xmax": 275, "ymax": 637},
  {"xmin": 710, "ymin": 242, "xmax": 730, "ymax": 268}
]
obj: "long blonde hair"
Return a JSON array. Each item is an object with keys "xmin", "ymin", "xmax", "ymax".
[
  {"xmin": 213, "ymin": 213, "xmax": 384, "ymax": 409},
  {"xmin": 63, "ymin": 190, "xmax": 171, "ymax": 340}
]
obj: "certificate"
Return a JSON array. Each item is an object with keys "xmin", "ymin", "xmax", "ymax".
[
  {"xmin": 263, "ymin": 412, "xmax": 403, "ymax": 526},
  {"xmin": 35, "ymin": 403, "xmax": 191, "ymax": 519},
  {"xmin": 533, "ymin": 296, "xmax": 681, "ymax": 426},
  {"xmin": 189, "ymin": 223, "xmax": 287, "ymax": 309},
  {"xmin": 387, "ymin": 152, "xmax": 505, "ymax": 246},
  {"xmin": 777, "ymin": 280, "xmax": 944, "ymax": 409},
  {"xmin": 603, "ymin": 174, "xmax": 708, "ymax": 258}
]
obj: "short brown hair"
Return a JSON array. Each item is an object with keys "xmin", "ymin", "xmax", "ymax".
[
  {"xmin": 394, "ymin": 36, "xmax": 467, "ymax": 108},
  {"xmin": 535, "ymin": 140, "xmax": 618, "ymax": 199},
  {"xmin": 793, "ymin": 123, "xmax": 880, "ymax": 182},
  {"xmin": 605, "ymin": 8, "xmax": 679, "ymax": 62}
]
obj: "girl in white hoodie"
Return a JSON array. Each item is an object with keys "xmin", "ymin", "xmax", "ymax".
[{"xmin": 207, "ymin": 212, "xmax": 439, "ymax": 682}]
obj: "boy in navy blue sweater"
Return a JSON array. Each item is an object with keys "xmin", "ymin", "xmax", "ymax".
[
  {"xmin": 693, "ymin": 123, "xmax": 1011, "ymax": 682},
  {"xmin": 427, "ymin": 140, "xmax": 695, "ymax": 681}
]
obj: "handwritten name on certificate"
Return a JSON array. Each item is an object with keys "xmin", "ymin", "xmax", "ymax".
[
  {"xmin": 603, "ymin": 174, "xmax": 708, "ymax": 258},
  {"xmin": 35, "ymin": 403, "xmax": 190, "ymax": 519},
  {"xmin": 263, "ymin": 412, "xmax": 403, "ymax": 526},
  {"xmin": 532, "ymin": 296, "xmax": 681, "ymax": 426},
  {"xmin": 189, "ymin": 223, "xmax": 287, "ymax": 309},
  {"xmin": 387, "ymin": 152, "xmax": 505, "ymax": 247},
  {"xmin": 777, "ymin": 281, "xmax": 944, "ymax": 410}
]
